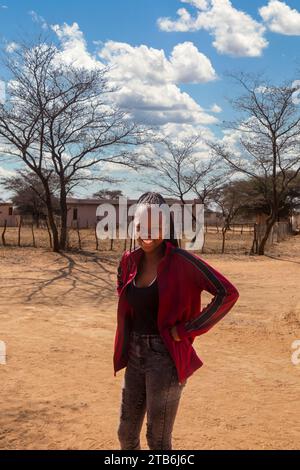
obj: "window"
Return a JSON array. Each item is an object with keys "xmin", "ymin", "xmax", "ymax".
[
  {"xmin": 8, "ymin": 207, "xmax": 13, "ymax": 216},
  {"xmin": 73, "ymin": 208, "xmax": 78, "ymax": 220}
]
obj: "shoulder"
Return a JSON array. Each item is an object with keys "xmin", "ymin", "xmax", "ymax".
[
  {"xmin": 118, "ymin": 246, "xmax": 140, "ymax": 267},
  {"xmin": 172, "ymin": 247, "xmax": 214, "ymax": 280},
  {"xmin": 118, "ymin": 249, "xmax": 129, "ymax": 266},
  {"xmin": 172, "ymin": 247, "xmax": 204, "ymax": 266}
]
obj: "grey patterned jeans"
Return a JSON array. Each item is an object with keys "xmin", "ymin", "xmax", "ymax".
[{"xmin": 117, "ymin": 330, "xmax": 187, "ymax": 450}]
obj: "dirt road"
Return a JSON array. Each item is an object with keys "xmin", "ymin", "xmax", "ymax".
[{"xmin": 0, "ymin": 238, "xmax": 299, "ymax": 449}]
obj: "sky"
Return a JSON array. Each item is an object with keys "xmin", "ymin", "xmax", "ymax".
[{"xmin": 0, "ymin": 0, "xmax": 300, "ymax": 199}]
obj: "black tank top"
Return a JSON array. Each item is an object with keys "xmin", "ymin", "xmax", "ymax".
[{"xmin": 125, "ymin": 275, "xmax": 159, "ymax": 334}]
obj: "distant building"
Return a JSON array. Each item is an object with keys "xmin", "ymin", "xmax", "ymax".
[
  {"xmin": 0, "ymin": 197, "xmax": 222, "ymax": 230},
  {"xmin": 255, "ymin": 211, "xmax": 293, "ymax": 225},
  {"xmin": 0, "ymin": 202, "xmax": 19, "ymax": 227},
  {"xmin": 66, "ymin": 197, "xmax": 203, "ymax": 229},
  {"xmin": 291, "ymin": 211, "xmax": 300, "ymax": 232},
  {"xmin": 204, "ymin": 208, "xmax": 223, "ymax": 225}
]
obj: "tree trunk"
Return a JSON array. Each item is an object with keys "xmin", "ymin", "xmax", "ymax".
[
  {"xmin": 43, "ymin": 182, "xmax": 60, "ymax": 252},
  {"xmin": 60, "ymin": 183, "xmax": 68, "ymax": 250},
  {"xmin": 1, "ymin": 220, "xmax": 7, "ymax": 246},
  {"xmin": 45, "ymin": 217, "xmax": 53, "ymax": 249},
  {"xmin": 258, "ymin": 217, "xmax": 276, "ymax": 255},
  {"xmin": 76, "ymin": 221, "xmax": 81, "ymax": 250},
  {"xmin": 221, "ymin": 228, "xmax": 227, "ymax": 254},
  {"xmin": 250, "ymin": 223, "xmax": 258, "ymax": 255},
  {"xmin": 201, "ymin": 231, "xmax": 206, "ymax": 254}
]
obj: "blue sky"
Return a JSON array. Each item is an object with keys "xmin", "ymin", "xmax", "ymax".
[{"xmin": 1, "ymin": 0, "xmax": 300, "ymax": 198}]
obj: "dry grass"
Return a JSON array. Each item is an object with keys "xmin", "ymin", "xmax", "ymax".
[{"xmin": 1, "ymin": 225, "xmax": 256, "ymax": 254}]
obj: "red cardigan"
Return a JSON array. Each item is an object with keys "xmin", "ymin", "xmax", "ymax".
[{"xmin": 113, "ymin": 240, "xmax": 239, "ymax": 384}]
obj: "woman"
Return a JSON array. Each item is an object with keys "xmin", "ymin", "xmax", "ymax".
[{"xmin": 114, "ymin": 192, "xmax": 239, "ymax": 450}]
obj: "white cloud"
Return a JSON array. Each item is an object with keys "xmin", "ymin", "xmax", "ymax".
[
  {"xmin": 158, "ymin": 8, "xmax": 196, "ymax": 33},
  {"xmin": 98, "ymin": 40, "xmax": 216, "ymax": 84},
  {"xmin": 97, "ymin": 40, "xmax": 217, "ymax": 126},
  {"xmin": 0, "ymin": 79, "xmax": 5, "ymax": 104},
  {"xmin": 51, "ymin": 22, "xmax": 103, "ymax": 70},
  {"xmin": 182, "ymin": 0, "xmax": 209, "ymax": 9},
  {"xmin": 113, "ymin": 81, "xmax": 218, "ymax": 126},
  {"xmin": 221, "ymin": 126, "xmax": 243, "ymax": 152},
  {"xmin": 5, "ymin": 42, "xmax": 19, "ymax": 53},
  {"xmin": 155, "ymin": 121, "xmax": 215, "ymax": 142},
  {"xmin": 259, "ymin": 0, "xmax": 300, "ymax": 35},
  {"xmin": 0, "ymin": 166, "xmax": 16, "ymax": 178},
  {"xmin": 98, "ymin": 41, "xmax": 171, "ymax": 84},
  {"xmin": 170, "ymin": 42, "xmax": 217, "ymax": 83},
  {"xmin": 97, "ymin": 160, "xmax": 137, "ymax": 173},
  {"xmin": 29, "ymin": 10, "xmax": 48, "ymax": 30},
  {"xmin": 50, "ymin": 22, "xmax": 218, "ymax": 128},
  {"xmin": 210, "ymin": 103, "xmax": 222, "ymax": 113},
  {"xmin": 158, "ymin": 0, "xmax": 268, "ymax": 57}
]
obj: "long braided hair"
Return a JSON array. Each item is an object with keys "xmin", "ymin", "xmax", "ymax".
[{"xmin": 129, "ymin": 192, "xmax": 179, "ymax": 252}]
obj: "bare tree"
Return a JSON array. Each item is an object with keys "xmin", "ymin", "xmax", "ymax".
[
  {"xmin": 208, "ymin": 72, "xmax": 300, "ymax": 254},
  {"xmin": 147, "ymin": 134, "xmax": 204, "ymax": 203},
  {"xmin": 0, "ymin": 37, "xmax": 152, "ymax": 251},
  {"xmin": 190, "ymin": 153, "xmax": 234, "ymax": 204},
  {"xmin": 1, "ymin": 170, "xmax": 60, "ymax": 227},
  {"xmin": 212, "ymin": 179, "xmax": 252, "ymax": 253},
  {"xmin": 233, "ymin": 172, "xmax": 300, "ymax": 221},
  {"xmin": 141, "ymin": 135, "xmax": 206, "ymax": 244},
  {"xmin": 146, "ymin": 135, "xmax": 232, "ymax": 246},
  {"xmin": 93, "ymin": 188, "xmax": 124, "ymax": 200}
]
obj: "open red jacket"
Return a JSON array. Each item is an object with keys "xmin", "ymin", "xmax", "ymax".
[{"xmin": 113, "ymin": 240, "xmax": 239, "ymax": 384}]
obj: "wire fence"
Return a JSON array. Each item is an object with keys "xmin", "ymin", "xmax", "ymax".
[
  {"xmin": 0, "ymin": 219, "xmax": 294, "ymax": 254},
  {"xmin": 250, "ymin": 221, "xmax": 292, "ymax": 254}
]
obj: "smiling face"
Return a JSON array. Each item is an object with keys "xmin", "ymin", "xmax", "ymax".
[{"xmin": 134, "ymin": 204, "xmax": 166, "ymax": 253}]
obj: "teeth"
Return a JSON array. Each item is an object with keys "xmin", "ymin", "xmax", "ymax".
[{"xmin": 142, "ymin": 239, "xmax": 153, "ymax": 244}]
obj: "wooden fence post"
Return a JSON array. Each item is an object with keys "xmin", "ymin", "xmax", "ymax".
[
  {"xmin": 18, "ymin": 216, "xmax": 22, "ymax": 247},
  {"xmin": 45, "ymin": 217, "xmax": 53, "ymax": 249},
  {"xmin": 76, "ymin": 221, "xmax": 82, "ymax": 250},
  {"xmin": 1, "ymin": 220, "xmax": 7, "ymax": 246},
  {"xmin": 31, "ymin": 222, "xmax": 36, "ymax": 248},
  {"xmin": 250, "ymin": 223, "xmax": 258, "ymax": 255},
  {"xmin": 95, "ymin": 223, "xmax": 99, "ymax": 251}
]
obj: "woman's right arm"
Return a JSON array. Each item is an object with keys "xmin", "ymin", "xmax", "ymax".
[{"xmin": 116, "ymin": 251, "xmax": 128, "ymax": 296}]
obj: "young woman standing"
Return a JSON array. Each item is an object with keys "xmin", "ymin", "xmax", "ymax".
[{"xmin": 114, "ymin": 192, "xmax": 239, "ymax": 450}]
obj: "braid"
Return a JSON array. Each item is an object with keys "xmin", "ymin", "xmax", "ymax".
[{"xmin": 130, "ymin": 192, "xmax": 179, "ymax": 251}]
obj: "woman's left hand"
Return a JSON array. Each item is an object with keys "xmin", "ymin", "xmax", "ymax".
[{"xmin": 170, "ymin": 325, "xmax": 181, "ymax": 341}]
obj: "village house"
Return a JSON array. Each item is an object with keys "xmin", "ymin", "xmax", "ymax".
[
  {"xmin": 0, "ymin": 202, "xmax": 19, "ymax": 227},
  {"xmin": 66, "ymin": 197, "xmax": 204, "ymax": 230},
  {"xmin": 2, "ymin": 197, "xmax": 299, "ymax": 233},
  {"xmin": 1, "ymin": 197, "xmax": 204, "ymax": 229},
  {"xmin": 291, "ymin": 211, "xmax": 300, "ymax": 232}
]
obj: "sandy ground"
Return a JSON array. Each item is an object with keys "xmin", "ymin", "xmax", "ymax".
[{"xmin": 0, "ymin": 237, "xmax": 299, "ymax": 450}]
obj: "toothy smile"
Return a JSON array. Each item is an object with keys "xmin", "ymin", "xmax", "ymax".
[{"xmin": 141, "ymin": 239, "xmax": 153, "ymax": 245}]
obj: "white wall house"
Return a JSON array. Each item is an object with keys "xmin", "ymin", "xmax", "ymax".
[
  {"xmin": 0, "ymin": 202, "xmax": 19, "ymax": 227},
  {"xmin": 66, "ymin": 197, "xmax": 202, "ymax": 229}
]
